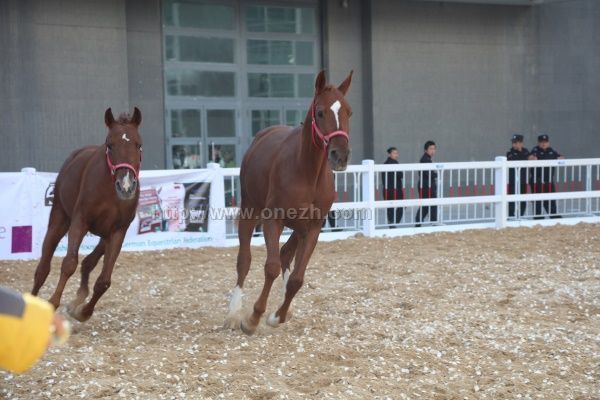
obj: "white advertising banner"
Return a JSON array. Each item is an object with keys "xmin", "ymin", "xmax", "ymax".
[{"xmin": 0, "ymin": 168, "xmax": 224, "ymax": 261}]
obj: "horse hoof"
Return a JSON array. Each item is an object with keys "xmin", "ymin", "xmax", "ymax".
[
  {"xmin": 223, "ymin": 313, "xmax": 241, "ymax": 330},
  {"xmin": 67, "ymin": 304, "xmax": 90, "ymax": 323},
  {"xmin": 240, "ymin": 319, "xmax": 256, "ymax": 336},
  {"xmin": 266, "ymin": 312, "xmax": 280, "ymax": 328}
]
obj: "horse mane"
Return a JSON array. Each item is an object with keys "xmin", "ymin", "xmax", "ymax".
[{"xmin": 115, "ymin": 112, "xmax": 135, "ymax": 124}]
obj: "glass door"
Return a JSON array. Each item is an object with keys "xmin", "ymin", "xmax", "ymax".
[
  {"xmin": 167, "ymin": 106, "xmax": 240, "ymax": 169},
  {"xmin": 168, "ymin": 108, "xmax": 203, "ymax": 169},
  {"xmin": 162, "ymin": 1, "xmax": 320, "ymax": 168}
]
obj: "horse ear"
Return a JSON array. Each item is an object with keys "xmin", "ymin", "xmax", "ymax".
[
  {"xmin": 104, "ymin": 108, "xmax": 115, "ymax": 127},
  {"xmin": 337, "ymin": 70, "xmax": 353, "ymax": 96},
  {"xmin": 131, "ymin": 107, "xmax": 142, "ymax": 127},
  {"xmin": 315, "ymin": 70, "xmax": 327, "ymax": 94}
]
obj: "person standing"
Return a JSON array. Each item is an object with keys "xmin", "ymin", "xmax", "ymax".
[
  {"xmin": 381, "ymin": 147, "xmax": 403, "ymax": 227},
  {"xmin": 530, "ymin": 134, "xmax": 564, "ymax": 219},
  {"xmin": 506, "ymin": 134, "xmax": 530, "ymax": 217},
  {"xmin": 415, "ymin": 141, "xmax": 437, "ymax": 227}
]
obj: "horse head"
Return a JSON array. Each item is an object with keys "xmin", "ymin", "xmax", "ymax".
[
  {"xmin": 104, "ymin": 107, "xmax": 143, "ymax": 200},
  {"xmin": 311, "ymin": 70, "xmax": 353, "ymax": 171}
]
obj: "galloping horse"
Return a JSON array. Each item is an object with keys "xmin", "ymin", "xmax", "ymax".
[
  {"xmin": 32, "ymin": 108, "xmax": 143, "ymax": 322},
  {"xmin": 225, "ymin": 71, "xmax": 353, "ymax": 335}
]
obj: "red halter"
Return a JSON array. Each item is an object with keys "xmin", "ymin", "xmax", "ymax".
[
  {"xmin": 310, "ymin": 98, "xmax": 349, "ymax": 149},
  {"xmin": 105, "ymin": 146, "xmax": 141, "ymax": 181}
]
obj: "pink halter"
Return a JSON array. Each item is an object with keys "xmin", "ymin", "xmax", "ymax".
[
  {"xmin": 105, "ymin": 146, "xmax": 141, "ymax": 181},
  {"xmin": 310, "ymin": 99, "xmax": 349, "ymax": 149}
]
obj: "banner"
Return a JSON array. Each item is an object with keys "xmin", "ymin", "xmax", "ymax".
[{"xmin": 0, "ymin": 169, "xmax": 223, "ymax": 261}]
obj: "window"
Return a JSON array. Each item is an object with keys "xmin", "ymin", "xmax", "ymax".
[
  {"xmin": 251, "ymin": 110, "xmax": 280, "ymax": 136},
  {"xmin": 164, "ymin": 2, "xmax": 234, "ymax": 30},
  {"xmin": 245, "ymin": 6, "xmax": 315, "ymax": 34},
  {"xmin": 207, "ymin": 110, "xmax": 236, "ymax": 137},
  {"xmin": 166, "ymin": 35, "xmax": 235, "ymax": 63},
  {"xmin": 167, "ymin": 70, "xmax": 235, "ymax": 97},
  {"xmin": 247, "ymin": 40, "xmax": 313, "ymax": 66},
  {"xmin": 163, "ymin": 1, "xmax": 319, "ymax": 168},
  {"xmin": 171, "ymin": 109, "xmax": 201, "ymax": 138}
]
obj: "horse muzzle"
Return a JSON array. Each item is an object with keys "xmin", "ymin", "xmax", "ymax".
[
  {"xmin": 328, "ymin": 148, "xmax": 349, "ymax": 172},
  {"xmin": 114, "ymin": 169, "xmax": 138, "ymax": 200}
]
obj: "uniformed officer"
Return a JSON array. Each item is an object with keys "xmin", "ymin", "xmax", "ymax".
[
  {"xmin": 529, "ymin": 134, "xmax": 564, "ymax": 219},
  {"xmin": 415, "ymin": 140, "xmax": 438, "ymax": 227},
  {"xmin": 506, "ymin": 134, "xmax": 530, "ymax": 217},
  {"xmin": 382, "ymin": 146, "xmax": 404, "ymax": 227}
]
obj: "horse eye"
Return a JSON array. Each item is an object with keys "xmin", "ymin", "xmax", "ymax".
[
  {"xmin": 317, "ymin": 110, "xmax": 324, "ymax": 118},
  {"xmin": 138, "ymin": 145, "xmax": 143, "ymax": 151}
]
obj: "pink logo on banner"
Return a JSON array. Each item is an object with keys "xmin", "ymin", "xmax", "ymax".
[{"xmin": 12, "ymin": 226, "xmax": 32, "ymax": 253}]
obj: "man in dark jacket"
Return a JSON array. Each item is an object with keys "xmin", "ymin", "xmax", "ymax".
[
  {"xmin": 506, "ymin": 134, "xmax": 530, "ymax": 217},
  {"xmin": 415, "ymin": 140, "xmax": 437, "ymax": 227},
  {"xmin": 381, "ymin": 147, "xmax": 403, "ymax": 226},
  {"xmin": 530, "ymin": 134, "xmax": 564, "ymax": 219}
]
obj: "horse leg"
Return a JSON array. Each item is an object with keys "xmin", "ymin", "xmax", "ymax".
[
  {"xmin": 69, "ymin": 230, "xmax": 125, "ymax": 322},
  {"xmin": 224, "ymin": 216, "xmax": 256, "ymax": 329},
  {"xmin": 268, "ymin": 227, "xmax": 320, "ymax": 327},
  {"xmin": 67, "ymin": 239, "xmax": 105, "ymax": 312},
  {"xmin": 240, "ymin": 219, "xmax": 283, "ymax": 335},
  {"xmin": 32, "ymin": 204, "xmax": 69, "ymax": 296},
  {"xmin": 275, "ymin": 231, "xmax": 298, "ymax": 322},
  {"xmin": 47, "ymin": 215, "xmax": 87, "ymax": 309}
]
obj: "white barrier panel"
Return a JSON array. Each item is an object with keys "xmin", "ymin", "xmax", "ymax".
[
  {"xmin": 0, "ymin": 168, "xmax": 223, "ymax": 261},
  {"xmin": 2, "ymin": 158, "xmax": 600, "ymax": 260}
]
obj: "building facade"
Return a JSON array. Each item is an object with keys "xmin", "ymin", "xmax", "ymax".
[{"xmin": 0, "ymin": 0, "xmax": 598, "ymax": 172}]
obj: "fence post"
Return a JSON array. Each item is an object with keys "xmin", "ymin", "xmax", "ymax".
[
  {"xmin": 207, "ymin": 162, "xmax": 227, "ymax": 245},
  {"xmin": 584, "ymin": 165, "xmax": 592, "ymax": 215},
  {"xmin": 362, "ymin": 159, "xmax": 376, "ymax": 237},
  {"xmin": 494, "ymin": 156, "xmax": 508, "ymax": 228}
]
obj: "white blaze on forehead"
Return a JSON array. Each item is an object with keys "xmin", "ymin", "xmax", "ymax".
[
  {"xmin": 121, "ymin": 171, "xmax": 132, "ymax": 191},
  {"xmin": 122, "ymin": 133, "xmax": 130, "ymax": 142},
  {"xmin": 330, "ymin": 100, "xmax": 342, "ymax": 129}
]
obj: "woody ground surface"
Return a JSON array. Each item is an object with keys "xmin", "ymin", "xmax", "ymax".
[{"xmin": 1, "ymin": 224, "xmax": 599, "ymax": 399}]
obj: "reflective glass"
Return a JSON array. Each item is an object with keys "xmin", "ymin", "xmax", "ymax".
[
  {"xmin": 207, "ymin": 110, "xmax": 236, "ymax": 137},
  {"xmin": 164, "ymin": 2, "xmax": 234, "ymax": 30},
  {"xmin": 167, "ymin": 70, "xmax": 235, "ymax": 97},
  {"xmin": 171, "ymin": 109, "xmax": 201, "ymax": 138},
  {"xmin": 172, "ymin": 145, "xmax": 202, "ymax": 169},
  {"xmin": 166, "ymin": 35, "xmax": 234, "ymax": 63},
  {"xmin": 251, "ymin": 110, "xmax": 280, "ymax": 136}
]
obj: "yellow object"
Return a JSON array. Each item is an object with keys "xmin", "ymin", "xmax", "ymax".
[{"xmin": 0, "ymin": 288, "xmax": 54, "ymax": 374}]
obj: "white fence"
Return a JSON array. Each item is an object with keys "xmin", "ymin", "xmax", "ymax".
[
  {"xmin": 1, "ymin": 157, "xmax": 599, "ymax": 260},
  {"xmin": 219, "ymin": 157, "xmax": 600, "ymax": 244}
]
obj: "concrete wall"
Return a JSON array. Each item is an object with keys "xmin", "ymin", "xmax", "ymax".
[
  {"xmin": 364, "ymin": 0, "xmax": 599, "ymax": 163},
  {"xmin": 369, "ymin": 1, "xmax": 534, "ymax": 163},
  {"xmin": 0, "ymin": 0, "xmax": 597, "ymax": 171},
  {"xmin": 533, "ymin": 0, "xmax": 600, "ymax": 158},
  {"xmin": 0, "ymin": 0, "xmax": 165, "ymax": 172},
  {"xmin": 125, "ymin": 0, "xmax": 165, "ymax": 170},
  {"xmin": 323, "ymin": 0, "xmax": 369, "ymax": 163}
]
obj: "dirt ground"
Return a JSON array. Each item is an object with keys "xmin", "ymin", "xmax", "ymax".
[{"xmin": 1, "ymin": 224, "xmax": 599, "ymax": 399}]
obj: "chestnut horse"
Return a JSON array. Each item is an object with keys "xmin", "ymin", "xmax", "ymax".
[
  {"xmin": 225, "ymin": 71, "xmax": 353, "ymax": 335},
  {"xmin": 32, "ymin": 108, "xmax": 143, "ymax": 322}
]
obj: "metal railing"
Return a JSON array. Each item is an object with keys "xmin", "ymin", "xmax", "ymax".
[{"xmin": 217, "ymin": 157, "xmax": 600, "ymax": 241}]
